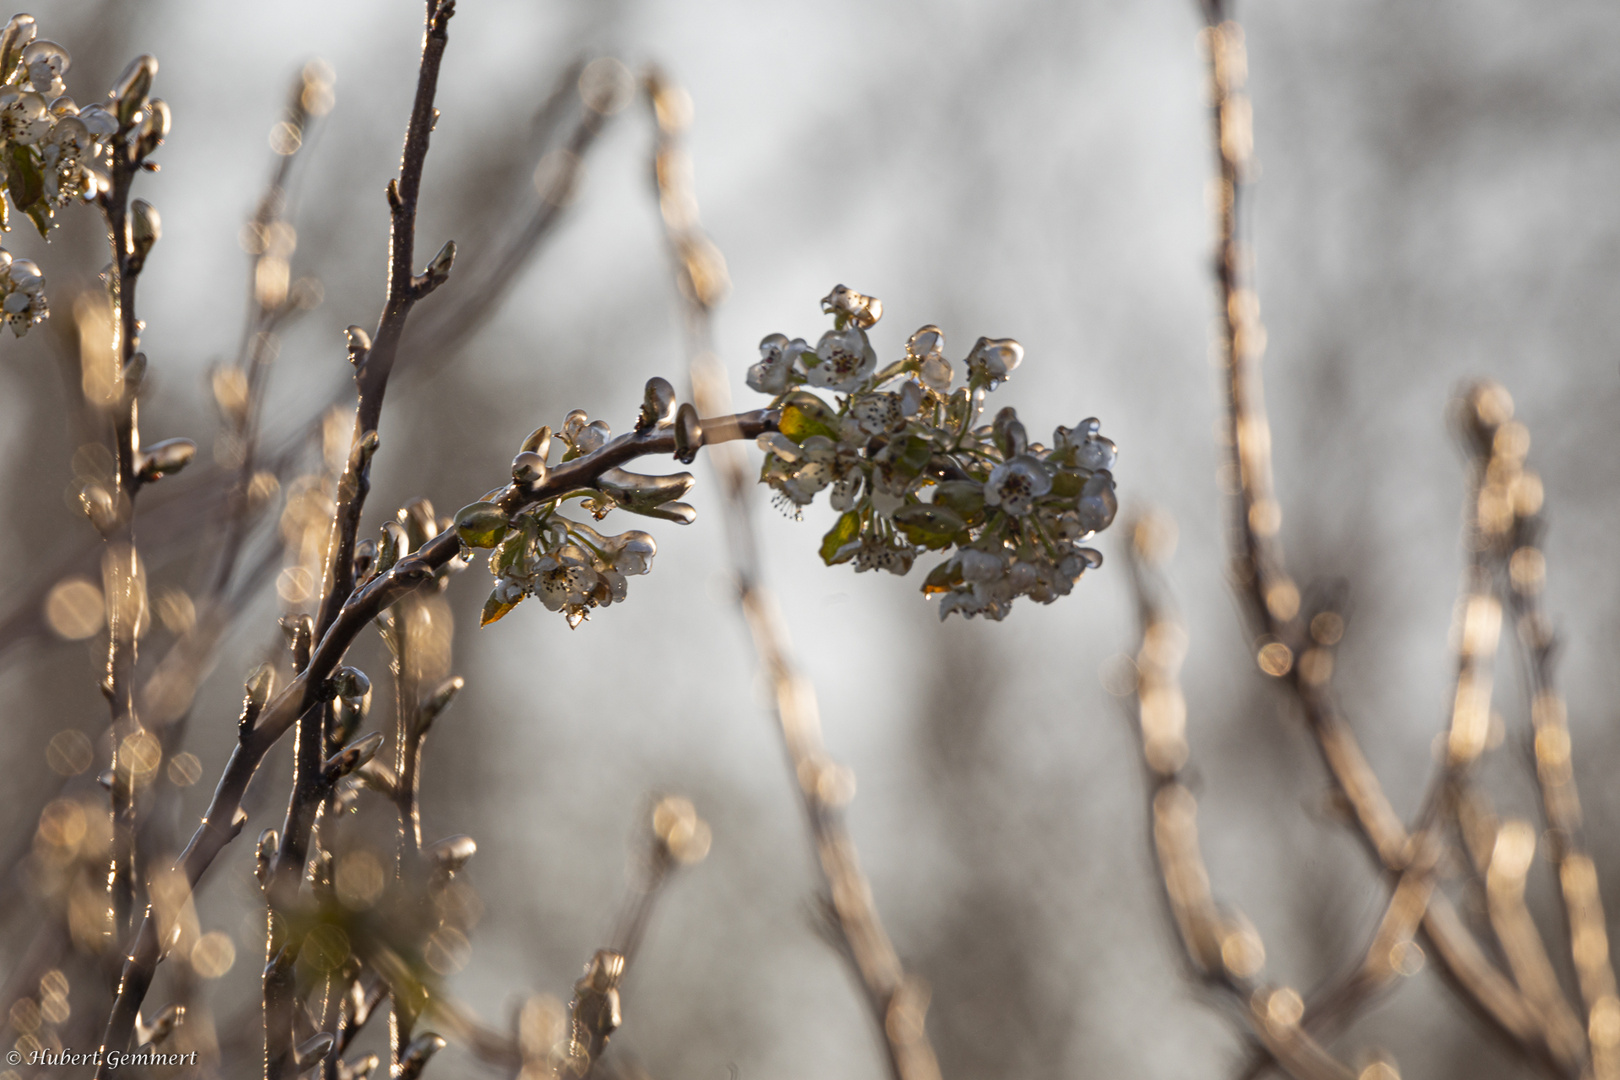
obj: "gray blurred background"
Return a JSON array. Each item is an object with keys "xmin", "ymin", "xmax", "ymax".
[{"xmin": 4, "ymin": 1, "xmax": 1620, "ymax": 1077}]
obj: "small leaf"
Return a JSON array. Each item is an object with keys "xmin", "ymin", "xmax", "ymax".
[
  {"xmin": 820, "ymin": 511, "xmax": 860, "ymax": 565},
  {"xmin": 481, "ymin": 590, "xmax": 517, "ymax": 627},
  {"xmin": 920, "ymin": 558, "xmax": 963, "ymax": 596},
  {"xmin": 932, "ymin": 481, "xmax": 986, "ymax": 524},
  {"xmin": 892, "ymin": 503, "xmax": 965, "ymax": 550},
  {"xmin": 777, "ymin": 393, "xmax": 842, "ymax": 443},
  {"xmin": 1050, "ymin": 470, "xmax": 1085, "ymax": 499}
]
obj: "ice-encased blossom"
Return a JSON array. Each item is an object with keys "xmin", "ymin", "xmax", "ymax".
[
  {"xmin": 747, "ymin": 333, "xmax": 810, "ymax": 394},
  {"xmin": 745, "ymin": 286, "xmax": 1118, "ymax": 621},
  {"xmin": 966, "ymin": 336, "xmax": 1023, "ymax": 388},
  {"xmin": 21, "ymin": 40, "xmax": 68, "ymax": 98},
  {"xmin": 984, "ymin": 456, "xmax": 1051, "ymax": 516},
  {"xmin": 805, "ymin": 326, "xmax": 877, "ymax": 392}
]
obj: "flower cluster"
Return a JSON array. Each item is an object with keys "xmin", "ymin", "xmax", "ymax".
[
  {"xmin": 456, "ymin": 393, "xmax": 690, "ymax": 629},
  {"xmin": 0, "ymin": 15, "xmax": 171, "ymax": 337},
  {"xmin": 748, "ymin": 286, "xmax": 1118, "ymax": 620}
]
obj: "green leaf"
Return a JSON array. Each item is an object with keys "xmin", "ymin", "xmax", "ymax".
[
  {"xmin": 5, "ymin": 145, "xmax": 42, "ymax": 226},
  {"xmin": 1050, "ymin": 470, "xmax": 1085, "ymax": 499},
  {"xmin": 820, "ymin": 511, "xmax": 860, "ymax": 565},
  {"xmin": 933, "ymin": 481, "xmax": 986, "ymax": 525},
  {"xmin": 921, "ymin": 558, "xmax": 963, "ymax": 596},
  {"xmin": 892, "ymin": 504, "xmax": 966, "ymax": 550},
  {"xmin": 777, "ymin": 392, "xmax": 842, "ymax": 443},
  {"xmin": 480, "ymin": 590, "xmax": 518, "ymax": 627}
]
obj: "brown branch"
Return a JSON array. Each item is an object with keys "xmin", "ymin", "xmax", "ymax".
[
  {"xmin": 642, "ymin": 67, "xmax": 940, "ymax": 1080},
  {"xmin": 1122, "ymin": 517, "xmax": 1362, "ymax": 1080},
  {"xmin": 1474, "ymin": 385, "xmax": 1620, "ymax": 1078},
  {"xmin": 93, "ymin": 407, "xmax": 776, "ymax": 1068},
  {"xmin": 1196, "ymin": 7, "xmax": 1572, "ymax": 1076}
]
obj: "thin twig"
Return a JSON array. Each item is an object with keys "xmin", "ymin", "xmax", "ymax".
[
  {"xmin": 1122, "ymin": 516, "xmax": 1362, "ymax": 1080},
  {"xmin": 1195, "ymin": 6, "xmax": 1571, "ymax": 1075},
  {"xmin": 94, "ymin": 408, "xmax": 777, "ymax": 1066},
  {"xmin": 643, "ymin": 67, "xmax": 941, "ymax": 1080}
]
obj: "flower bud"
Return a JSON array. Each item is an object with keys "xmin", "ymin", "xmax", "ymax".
[
  {"xmin": 345, "ymin": 325, "xmax": 371, "ymax": 366},
  {"xmin": 295, "ymin": 1033, "xmax": 335, "ymax": 1069},
  {"xmin": 111, "ymin": 54, "xmax": 158, "ymax": 128},
  {"xmin": 422, "ymin": 239, "xmax": 455, "ymax": 288},
  {"xmin": 123, "ymin": 351, "xmax": 147, "ymax": 392},
  {"xmin": 454, "ymin": 501, "xmax": 509, "ymax": 549},
  {"xmin": 323, "ymin": 731, "xmax": 383, "ymax": 783},
  {"xmin": 139, "ymin": 97, "xmax": 170, "ymax": 147},
  {"xmin": 129, "ymin": 199, "xmax": 160, "ymax": 264},
  {"xmin": 79, "ymin": 482, "xmax": 118, "ymax": 533},
  {"xmin": 673, "ymin": 402, "xmax": 702, "ymax": 464},
  {"xmin": 520, "ymin": 424, "xmax": 552, "ymax": 458},
  {"xmin": 352, "ymin": 538, "xmax": 377, "ymax": 583},
  {"xmin": 330, "ymin": 665, "xmax": 370, "ymax": 701},
  {"xmin": 396, "ymin": 1034, "xmax": 446, "ymax": 1080},
  {"xmin": 254, "ymin": 828, "xmax": 278, "ymax": 888},
  {"xmin": 425, "ymin": 834, "xmax": 477, "ymax": 874},
  {"xmin": 511, "ymin": 451, "xmax": 547, "ymax": 486},
  {"xmin": 638, "ymin": 376, "xmax": 676, "ymax": 432},
  {"xmin": 415, "ymin": 675, "xmax": 465, "ymax": 737},
  {"xmin": 377, "ymin": 520, "xmax": 406, "ymax": 574},
  {"xmin": 136, "ymin": 437, "xmax": 196, "ymax": 483},
  {"xmin": 136, "ymin": 1003, "xmax": 184, "ymax": 1048}
]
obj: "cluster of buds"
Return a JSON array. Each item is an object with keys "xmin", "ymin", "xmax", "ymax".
[
  {"xmin": 0, "ymin": 17, "xmax": 166, "ymax": 224},
  {"xmin": 749, "ymin": 286, "xmax": 1118, "ymax": 620},
  {"xmin": 457, "ymin": 384, "xmax": 692, "ymax": 629}
]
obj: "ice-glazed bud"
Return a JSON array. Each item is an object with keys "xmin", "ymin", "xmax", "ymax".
[
  {"xmin": 426, "ymin": 834, "xmax": 477, "ymax": 873},
  {"xmin": 377, "ymin": 520, "xmax": 406, "ymax": 573},
  {"xmin": 562, "ymin": 409, "xmax": 590, "ymax": 445},
  {"xmin": 136, "ymin": 1003, "xmax": 184, "ymax": 1049},
  {"xmin": 673, "ymin": 402, "xmax": 702, "ymax": 464},
  {"xmin": 0, "ymin": 15, "xmax": 36, "ymax": 80},
  {"xmin": 820, "ymin": 284, "xmax": 882, "ymax": 330},
  {"xmin": 398, "ymin": 497, "xmax": 437, "ymax": 551},
  {"xmin": 323, "ymin": 731, "xmax": 383, "ymax": 783},
  {"xmin": 521, "ymin": 424, "xmax": 552, "ymax": 458},
  {"xmin": 1075, "ymin": 434, "xmax": 1117, "ymax": 472},
  {"xmin": 295, "ymin": 1034, "xmax": 335, "ymax": 1070},
  {"xmin": 77, "ymin": 101, "xmax": 116, "ymax": 137},
  {"xmin": 454, "ymin": 502, "xmax": 509, "ymax": 549},
  {"xmin": 338, "ymin": 1053, "xmax": 380, "ymax": 1080},
  {"xmin": 136, "ymin": 438, "xmax": 196, "ymax": 483},
  {"xmin": 112, "ymin": 54, "xmax": 158, "ymax": 127},
  {"xmin": 254, "ymin": 828, "xmax": 278, "ymax": 888},
  {"xmin": 415, "ymin": 675, "xmax": 465, "ymax": 736},
  {"xmin": 1076, "ymin": 469, "xmax": 1117, "ymax": 533},
  {"xmin": 396, "ymin": 1034, "xmax": 446, "ymax": 1080},
  {"xmin": 607, "ymin": 530, "xmax": 656, "ymax": 575},
  {"xmin": 8, "ymin": 256, "xmax": 42, "ymax": 289},
  {"xmin": 638, "ymin": 376, "xmax": 676, "ymax": 432},
  {"xmin": 245, "ymin": 661, "xmax": 277, "ymax": 711},
  {"xmin": 46, "ymin": 94, "xmax": 76, "ymax": 117},
  {"xmin": 652, "ymin": 795, "xmax": 712, "ymax": 865},
  {"xmin": 352, "ymin": 537, "xmax": 377, "ymax": 583},
  {"xmin": 991, "ymin": 407, "xmax": 1027, "ymax": 457},
  {"xmin": 344, "ymin": 325, "xmax": 371, "ymax": 365},
  {"xmin": 575, "ymin": 420, "xmax": 611, "ymax": 455},
  {"xmin": 79, "ymin": 482, "xmax": 117, "ymax": 533},
  {"xmin": 20, "ymin": 39, "xmax": 68, "ymax": 97},
  {"xmin": 511, "ymin": 450, "xmax": 547, "ymax": 486},
  {"xmin": 137, "ymin": 97, "xmax": 170, "ymax": 153},
  {"xmin": 330, "ymin": 665, "xmax": 371, "ymax": 701},
  {"xmin": 966, "ymin": 336, "xmax": 1023, "ymax": 388},
  {"xmin": 129, "ymin": 199, "xmax": 160, "ymax": 264},
  {"xmin": 422, "ymin": 239, "xmax": 455, "ymax": 288}
]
